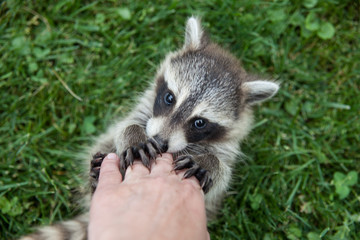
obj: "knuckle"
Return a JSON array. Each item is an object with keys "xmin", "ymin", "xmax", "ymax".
[{"xmin": 152, "ymin": 176, "xmax": 170, "ymax": 187}]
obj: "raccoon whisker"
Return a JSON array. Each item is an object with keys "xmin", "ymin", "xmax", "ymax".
[
  {"xmin": 185, "ymin": 144, "xmax": 207, "ymax": 155},
  {"xmin": 184, "ymin": 148, "xmax": 190, "ymax": 156}
]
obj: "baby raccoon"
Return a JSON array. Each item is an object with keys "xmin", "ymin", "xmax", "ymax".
[
  {"xmin": 21, "ymin": 17, "xmax": 278, "ymax": 240},
  {"xmin": 90, "ymin": 16, "xmax": 278, "ymax": 207}
]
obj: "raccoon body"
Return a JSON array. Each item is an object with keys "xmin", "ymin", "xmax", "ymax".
[{"xmin": 21, "ymin": 17, "xmax": 278, "ymax": 240}]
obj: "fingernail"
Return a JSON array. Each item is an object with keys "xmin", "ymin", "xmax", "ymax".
[{"xmin": 107, "ymin": 153, "xmax": 117, "ymax": 160}]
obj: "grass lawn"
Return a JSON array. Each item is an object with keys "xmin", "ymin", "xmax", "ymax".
[{"xmin": 1, "ymin": 0, "xmax": 359, "ymax": 239}]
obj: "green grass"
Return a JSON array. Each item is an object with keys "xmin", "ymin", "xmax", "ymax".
[{"xmin": 1, "ymin": 0, "xmax": 359, "ymax": 239}]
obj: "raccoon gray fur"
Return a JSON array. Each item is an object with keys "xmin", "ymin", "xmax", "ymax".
[{"xmin": 21, "ymin": 17, "xmax": 279, "ymax": 240}]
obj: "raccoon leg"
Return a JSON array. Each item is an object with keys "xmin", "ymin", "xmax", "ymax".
[
  {"xmin": 90, "ymin": 152, "xmax": 108, "ymax": 193},
  {"xmin": 119, "ymin": 138, "xmax": 161, "ymax": 172},
  {"xmin": 89, "ymin": 124, "xmax": 158, "ymax": 191},
  {"xmin": 174, "ymin": 155, "xmax": 215, "ymax": 194},
  {"xmin": 117, "ymin": 124, "xmax": 162, "ymax": 172}
]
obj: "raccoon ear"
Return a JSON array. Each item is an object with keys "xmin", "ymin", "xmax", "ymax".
[
  {"xmin": 243, "ymin": 80, "xmax": 279, "ymax": 105},
  {"xmin": 184, "ymin": 17, "xmax": 208, "ymax": 50}
]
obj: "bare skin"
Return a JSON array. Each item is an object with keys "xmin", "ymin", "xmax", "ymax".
[{"xmin": 88, "ymin": 153, "xmax": 209, "ymax": 240}]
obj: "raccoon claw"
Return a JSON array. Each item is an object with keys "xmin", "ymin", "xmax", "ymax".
[
  {"xmin": 90, "ymin": 152, "xmax": 108, "ymax": 193},
  {"xmin": 173, "ymin": 155, "xmax": 195, "ymax": 170},
  {"xmin": 174, "ymin": 155, "xmax": 213, "ymax": 194},
  {"xmin": 146, "ymin": 139, "xmax": 160, "ymax": 158},
  {"xmin": 120, "ymin": 139, "xmax": 161, "ymax": 172}
]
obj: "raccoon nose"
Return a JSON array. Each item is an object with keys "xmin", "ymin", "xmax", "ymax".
[{"xmin": 153, "ymin": 135, "xmax": 168, "ymax": 152}]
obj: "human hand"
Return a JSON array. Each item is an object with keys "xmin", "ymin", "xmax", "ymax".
[{"xmin": 88, "ymin": 153, "xmax": 209, "ymax": 240}]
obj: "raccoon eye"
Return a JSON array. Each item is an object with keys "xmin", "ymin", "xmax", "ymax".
[
  {"xmin": 194, "ymin": 119, "xmax": 207, "ymax": 129},
  {"xmin": 164, "ymin": 92, "xmax": 175, "ymax": 105}
]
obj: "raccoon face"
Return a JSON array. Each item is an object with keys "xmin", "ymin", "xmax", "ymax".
[
  {"xmin": 146, "ymin": 73, "xmax": 230, "ymax": 153},
  {"xmin": 145, "ymin": 17, "xmax": 279, "ymax": 153}
]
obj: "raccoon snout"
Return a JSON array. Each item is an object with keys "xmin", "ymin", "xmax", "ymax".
[{"xmin": 153, "ymin": 135, "xmax": 168, "ymax": 152}]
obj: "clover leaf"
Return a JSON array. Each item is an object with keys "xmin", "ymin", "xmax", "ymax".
[{"xmin": 333, "ymin": 171, "xmax": 358, "ymax": 199}]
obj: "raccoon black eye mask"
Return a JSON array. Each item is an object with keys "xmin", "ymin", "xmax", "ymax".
[{"xmin": 21, "ymin": 17, "xmax": 278, "ymax": 240}]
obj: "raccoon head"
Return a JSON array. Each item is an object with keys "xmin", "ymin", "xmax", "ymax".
[{"xmin": 146, "ymin": 17, "xmax": 279, "ymax": 153}]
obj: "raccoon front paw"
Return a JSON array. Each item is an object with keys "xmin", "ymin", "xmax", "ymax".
[
  {"xmin": 119, "ymin": 138, "xmax": 161, "ymax": 172},
  {"xmin": 90, "ymin": 152, "xmax": 108, "ymax": 193},
  {"xmin": 174, "ymin": 155, "xmax": 213, "ymax": 194}
]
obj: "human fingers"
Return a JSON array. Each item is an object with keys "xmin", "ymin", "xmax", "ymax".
[
  {"xmin": 176, "ymin": 169, "xmax": 203, "ymax": 194},
  {"xmin": 149, "ymin": 153, "xmax": 174, "ymax": 176},
  {"xmin": 97, "ymin": 153, "xmax": 122, "ymax": 188},
  {"xmin": 124, "ymin": 160, "xmax": 150, "ymax": 181}
]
